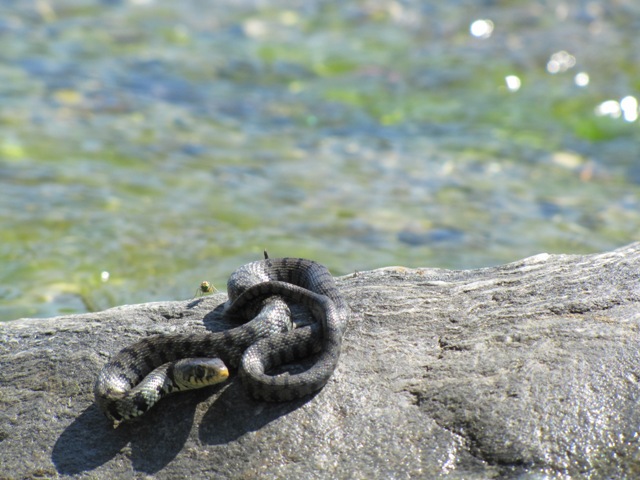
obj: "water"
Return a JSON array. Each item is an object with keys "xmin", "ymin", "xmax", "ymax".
[{"xmin": 1, "ymin": 0, "xmax": 639, "ymax": 321}]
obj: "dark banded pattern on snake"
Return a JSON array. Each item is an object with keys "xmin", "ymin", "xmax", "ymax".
[{"xmin": 94, "ymin": 258, "xmax": 349, "ymax": 423}]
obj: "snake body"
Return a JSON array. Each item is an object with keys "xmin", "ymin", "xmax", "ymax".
[{"xmin": 94, "ymin": 257, "xmax": 349, "ymax": 423}]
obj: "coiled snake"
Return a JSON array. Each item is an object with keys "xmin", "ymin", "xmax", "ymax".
[{"xmin": 94, "ymin": 257, "xmax": 349, "ymax": 424}]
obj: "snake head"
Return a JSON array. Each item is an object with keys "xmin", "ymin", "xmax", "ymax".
[{"xmin": 171, "ymin": 358, "xmax": 230, "ymax": 390}]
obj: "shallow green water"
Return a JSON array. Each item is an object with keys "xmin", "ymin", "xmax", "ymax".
[{"xmin": 1, "ymin": 0, "xmax": 639, "ymax": 321}]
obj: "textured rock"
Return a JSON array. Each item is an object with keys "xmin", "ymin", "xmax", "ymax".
[{"xmin": 1, "ymin": 244, "xmax": 640, "ymax": 479}]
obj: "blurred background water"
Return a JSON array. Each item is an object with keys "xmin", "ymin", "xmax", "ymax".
[{"xmin": 1, "ymin": 0, "xmax": 639, "ymax": 321}]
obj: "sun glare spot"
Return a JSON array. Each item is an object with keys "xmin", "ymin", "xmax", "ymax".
[
  {"xmin": 505, "ymin": 75, "xmax": 521, "ymax": 92},
  {"xmin": 546, "ymin": 50, "xmax": 576, "ymax": 74},
  {"xmin": 574, "ymin": 72, "xmax": 589, "ymax": 87},
  {"xmin": 595, "ymin": 100, "xmax": 621, "ymax": 119},
  {"xmin": 595, "ymin": 97, "xmax": 639, "ymax": 122},
  {"xmin": 470, "ymin": 19, "xmax": 494, "ymax": 39},
  {"xmin": 620, "ymin": 96, "xmax": 639, "ymax": 122}
]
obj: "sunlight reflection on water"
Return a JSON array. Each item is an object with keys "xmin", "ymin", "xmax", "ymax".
[
  {"xmin": 470, "ymin": 19, "xmax": 494, "ymax": 39},
  {"xmin": 596, "ymin": 96, "xmax": 639, "ymax": 122},
  {"xmin": 1, "ymin": 1, "xmax": 640, "ymax": 322}
]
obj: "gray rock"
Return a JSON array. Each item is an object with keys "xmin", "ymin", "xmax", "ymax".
[{"xmin": 1, "ymin": 244, "xmax": 640, "ymax": 479}]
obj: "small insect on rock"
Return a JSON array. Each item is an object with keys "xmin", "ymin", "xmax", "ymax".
[{"xmin": 194, "ymin": 281, "xmax": 217, "ymax": 298}]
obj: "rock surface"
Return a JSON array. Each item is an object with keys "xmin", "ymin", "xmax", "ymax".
[{"xmin": 1, "ymin": 244, "xmax": 640, "ymax": 479}]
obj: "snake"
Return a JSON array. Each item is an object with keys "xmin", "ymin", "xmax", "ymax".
[{"xmin": 94, "ymin": 257, "xmax": 349, "ymax": 424}]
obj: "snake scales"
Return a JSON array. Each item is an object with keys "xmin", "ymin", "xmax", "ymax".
[{"xmin": 94, "ymin": 257, "xmax": 349, "ymax": 423}]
